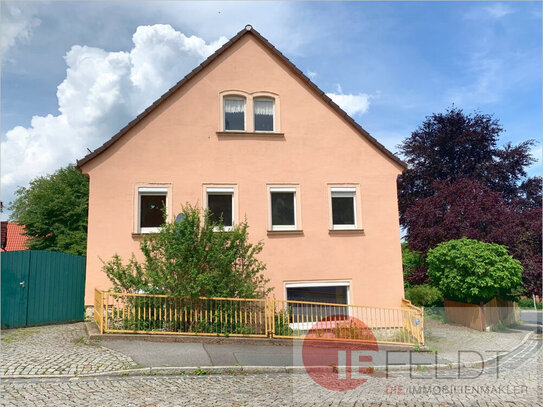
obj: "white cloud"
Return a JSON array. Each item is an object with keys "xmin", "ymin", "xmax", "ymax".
[
  {"xmin": 464, "ymin": 3, "xmax": 514, "ymax": 21},
  {"xmin": 1, "ymin": 24, "xmax": 227, "ymax": 200},
  {"xmin": 1, "ymin": 3, "xmax": 40, "ymax": 57},
  {"xmin": 307, "ymin": 71, "xmax": 317, "ymax": 79},
  {"xmin": 326, "ymin": 91, "xmax": 372, "ymax": 117},
  {"xmin": 484, "ymin": 3, "xmax": 514, "ymax": 19}
]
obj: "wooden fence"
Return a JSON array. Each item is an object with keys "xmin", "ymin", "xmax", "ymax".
[
  {"xmin": 444, "ymin": 298, "xmax": 520, "ymax": 331},
  {"xmin": 94, "ymin": 289, "xmax": 424, "ymax": 346}
]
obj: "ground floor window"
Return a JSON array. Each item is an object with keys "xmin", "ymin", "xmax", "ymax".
[
  {"xmin": 286, "ymin": 285, "xmax": 348, "ymax": 304},
  {"xmin": 285, "ymin": 283, "xmax": 350, "ymax": 324}
]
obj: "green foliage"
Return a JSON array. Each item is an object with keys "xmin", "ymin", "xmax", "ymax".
[
  {"xmin": 102, "ymin": 204, "xmax": 270, "ymax": 299},
  {"xmin": 405, "ymin": 284, "xmax": 443, "ymax": 307},
  {"xmin": 401, "ymin": 243, "xmax": 426, "ymax": 288},
  {"xmin": 517, "ymin": 298, "xmax": 542, "ymax": 310},
  {"xmin": 427, "ymin": 238, "xmax": 523, "ymax": 304},
  {"xmin": 8, "ymin": 165, "xmax": 88, "ymax": 255}
]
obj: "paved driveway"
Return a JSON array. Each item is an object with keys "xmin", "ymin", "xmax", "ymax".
[
  {"xmin": 1, "ymin": 322, "xmax": 541, "ymax": 406},
  {"xmin": 2, "ymin": 336, "xmax": 541, "ymax": 406},
  {"xmin": 1, "ymin": 323, "xmax": 136, "ymax": 376}
]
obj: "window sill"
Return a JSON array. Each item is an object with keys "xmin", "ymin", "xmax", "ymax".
[
  {"xmin": 267, "ymin": 229, "xmax": 303, "ymax": 235},
  {"xmin": 328, "ymin": 228, "xmax": 364, "ymax": 235},
  {"xmin": 216, "ymin": 131, "xmax": 284, "ymax": 137},
  {"xmin": 132, "ymin": 232, "xmax": 159, "ymax": 238}
]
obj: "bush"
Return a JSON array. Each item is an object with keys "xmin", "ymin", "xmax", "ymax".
[
  {"xmin": 518, "ymin": 298, "xmax": 543, "ymax": 310},
  {"xmin": 402, "ymin": 243, "xmax": 427, "ymax": 288},
  {"xmin": 427, "ymin": 238, "xmax": 523, "ymax": 304},
  {"xmin": 405, "ymin": 284, "xmax": 443, "ymax": 307},
  {"xmin": 102, "ymin": 204, "xmax": 270, "ymax": 299}
]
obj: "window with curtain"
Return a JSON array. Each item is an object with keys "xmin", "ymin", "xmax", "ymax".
[
  {"xmin": 254, "ymin": 98, "xmax": 274, "ymax": 131},
  {"xmin": 224, "ymin": 97, "xmax": 245, "ymax": 131}
]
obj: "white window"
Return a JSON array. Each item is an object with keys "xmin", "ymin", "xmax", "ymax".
[
  {"xmin": 206, "ymin": 187, "xmax": 234, "ymax": 230},
  {"xmin": 224, "ymin": 97, "xmax": 245, "ymax": 131},
  {"xmin": 331, "ymin": 187, "xmax": 357, "ymax": 230},
  {"xmin": 270, "ymin": 187, "xmax": 296, "ymax": 231},
  {"xmin": 285, "ymin": 281, "xmax": 350, "ymax": 330},
  {"xmin": 138, "ymin": 187, "xmax": 167, "ymax": 233},
  {"xmin": 254, "ymin": 98, "xmax": 274, "ymax": 132}
]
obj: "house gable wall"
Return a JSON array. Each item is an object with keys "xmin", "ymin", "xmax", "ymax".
[{"xmin": 82, "ymin": 34, "xmax": 404, "ymax": 307}]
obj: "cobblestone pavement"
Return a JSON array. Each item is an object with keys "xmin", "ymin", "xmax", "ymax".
[
  {"xmin": 2, "ymin": 337, "xmax": 540, "ymax": 406},
  {"xmin": 1, "ymin": 323, "xmax": 137, "ymax": 376},
  {"xmin": 424, "ymin": 319, "xmax": 529, "ymax": 363}
]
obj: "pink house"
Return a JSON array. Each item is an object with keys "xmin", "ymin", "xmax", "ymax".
[{"xmin": 77, "ymin": 26, "xmax": 406, "ymax": 307}]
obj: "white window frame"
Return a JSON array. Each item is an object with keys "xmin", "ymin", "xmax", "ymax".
[
  {"xmin": 206, "ymin": 187, "xmax": 235, "ymax": 231},
  {"xmin": 138, "ymin": 187, "xmax": 168, "ymax": 234},
  {"xmin": 253, "ymin": 97, "xmax": 275, "ymax": 133},
  {"xmin": 284, "ymin": 281, "xmax": 351, "ymax": 331},
  {"xmin": 269, "ymin": 187, "xmax": 296, "ymax": 231},
  {"xmin": 223, "ymin": 96, "xmax": 246, "ymax": 132},
  {"xmin": 330, "ymin": 187, "xmax": 357, "ymax": 230}
]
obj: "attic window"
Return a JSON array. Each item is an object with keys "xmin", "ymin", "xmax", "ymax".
[
  {"xmin": 224, "ymin": 97, "xmax": 245, "ymax": 131},
  {"xmin": 254, "ymin": 98, "xmax": 274, "ymax": 132}
]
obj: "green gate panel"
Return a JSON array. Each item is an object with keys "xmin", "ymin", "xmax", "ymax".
[
  {"xmin": 1, "ymin": 251, "xmax": 31, "ymax": 328},
  {"xmin": 1, "ymin": 250, "xmax": 86, "ymax": 328},
  {"xmin": 26, "ymin": 251, "xmax": 86, "ymax": 326}
]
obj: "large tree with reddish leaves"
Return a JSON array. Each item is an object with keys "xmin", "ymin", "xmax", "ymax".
[
  {"xmin": 398, "ymin": 107, "xmax": 538, "ymax": 221},
  {"xmin": 404, "ymin": 179, "xmax": 541, "ymax": 296},
  {"xmin": 399, "ymin": 108, "xmax": 541, "ymax": 296}
]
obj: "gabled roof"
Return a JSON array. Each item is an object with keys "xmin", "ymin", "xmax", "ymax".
[{"xmin": 76, "ymin": 25, "xmax": 406, "ymax": 170}]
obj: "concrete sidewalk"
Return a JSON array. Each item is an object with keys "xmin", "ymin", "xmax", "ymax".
[
  {"xmin": 96, "ymin": 318, "xmax": 533, "ymax": 370},
  {"xmin": 1, "ymin": 320, "xmax": 535, "ymax": 379}
]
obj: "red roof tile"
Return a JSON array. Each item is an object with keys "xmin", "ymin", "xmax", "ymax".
[{"xmin": 3, "ymin": 223, "xmax": 29, "ymax": 252}]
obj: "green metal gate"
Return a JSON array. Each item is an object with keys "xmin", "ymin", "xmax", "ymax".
[{"xmin": 1, "ymin": 250, "xmax": 86, "ymax": 328}]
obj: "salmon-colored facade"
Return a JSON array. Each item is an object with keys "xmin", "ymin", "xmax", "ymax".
[{"xmin": 78, "ymin": 26, "xmax": 406, "ymax": 307}]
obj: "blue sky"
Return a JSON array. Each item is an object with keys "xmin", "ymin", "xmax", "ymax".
[{"xmin": 1, "ymin": 1, "xmax": 541, "ymax": 218}]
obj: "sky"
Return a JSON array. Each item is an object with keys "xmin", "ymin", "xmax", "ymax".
[{"xmin": 1, "ymin": 1, "xmax": 542, "ymax": 219}]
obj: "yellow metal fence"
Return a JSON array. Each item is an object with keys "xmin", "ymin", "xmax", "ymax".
[{"xmin": 94, "ymin": 289, "xmax": 424, "ymax": 346}]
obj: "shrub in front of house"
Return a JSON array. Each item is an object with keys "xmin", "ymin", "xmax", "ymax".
[
  {"xmin": 102, "ymin": 204, "xmax": 270, "ymax": 299},
  {"xmin": 405, "ymin": 284, "xmax": 443, "ymax": 307},
  {"xmin": 426, "ymin": 238, "xmax": 523, "ymax": 305}
]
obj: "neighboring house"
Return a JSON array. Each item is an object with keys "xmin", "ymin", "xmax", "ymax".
[
  {"xmin": 77, "ymin": 25, "xmax": 406, "ymax": 307},
  {"xmin": 1, "ymin": 222, "xmax": 29, "ymax": 252}
]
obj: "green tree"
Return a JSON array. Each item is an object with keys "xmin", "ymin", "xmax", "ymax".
[
  {"xmin": 103, "ymin": 204, "xmax": 270, "ymax": 298},
  {"xmin": 427, "ymin": 238, "xmax": 523, "ymax": 304},
  {"xmin": 8, "ymin": 165, "xmax": 89, "ymax": 256}
]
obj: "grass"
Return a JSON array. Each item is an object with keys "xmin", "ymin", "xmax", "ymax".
[
  {"xmin": 193, "ymin": 367, "xmax": 209, "ymax": 376},
  {"xmin": 1, "ymin": 327, "xmax": 39, "ymax": 343},
  {"xmin": 72, "ymin": 335, "xmax": 86, "ymax": 345}
]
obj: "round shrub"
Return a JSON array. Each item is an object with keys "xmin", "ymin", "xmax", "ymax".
[
  {"xmin": 405, "ymin": 284, "xmax": 443, "ymax": 307},
  {"xmin": 427, "ymin": 238, "xmax": 523, "ymax": 304}
]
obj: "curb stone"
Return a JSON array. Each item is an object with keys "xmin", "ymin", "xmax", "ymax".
[{"xmin": 2, "ymin": 329, "xmax": 534, "ymax": 380}]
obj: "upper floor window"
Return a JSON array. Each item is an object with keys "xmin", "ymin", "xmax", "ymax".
[
  {"xmin": 138, "ymin": 187, "xmax": 167, "ymax": 233},
  {"xmin": 270, "ymin": 187, "xmax": 296, "ymax": 230},
  {"xmin": 330, "ymin": 187, "xmax": 357, "ymax": 230},
  {"xmin": 254, "ymin": 98, "xmax": 274, "ymax": 132},
  {"xmin": 224, "ymin": 97, "xmax": 245, "ymax": 131},
  {"xmin": 206, "ymin": 187, "xmax": 234, "ymax": 230}
]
